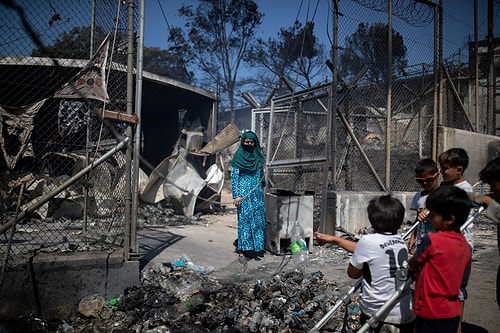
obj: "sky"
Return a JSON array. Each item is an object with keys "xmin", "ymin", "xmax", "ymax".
[
  {"xmin": 0, "ymin": 0, "xmax": 497, "ymax": 82},
  {"xmin": 143, "ymin": 0, "xmax": 500, "ymax": 69}
]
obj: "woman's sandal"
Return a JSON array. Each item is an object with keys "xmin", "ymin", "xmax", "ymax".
[{"xmin": 238, "ymin": 252, "xmax": 248, "ymax": 265}]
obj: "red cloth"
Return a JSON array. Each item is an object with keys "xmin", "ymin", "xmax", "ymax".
[{"xmin": 413, "ymin": 231, "xmax": 471, "ymax": 319}]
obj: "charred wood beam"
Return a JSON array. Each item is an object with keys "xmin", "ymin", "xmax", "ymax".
[{"xmin": 93, "ymin": 108, "xmax": 139, "ymax": 124}]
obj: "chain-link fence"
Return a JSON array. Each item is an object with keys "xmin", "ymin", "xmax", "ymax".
[
  {"xmin": 256, "ymin": 85, "xmax": 330, "ymax": 225},
  {"xmin": 0, "ymin": 1, "xmax": 138, "ymax": 258},
  {"xmin": 252, "ymin": 0, "xmax": 498, "ymax": 229},
  {"xmin": 2, "ymin": 0, "xmax": 497, "ymax": 256}
]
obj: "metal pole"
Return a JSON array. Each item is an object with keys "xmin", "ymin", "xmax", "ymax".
[
  {"xmin": 86, "ymin": 0, "xmax": 96, "ymax": 234},
  {"xmin": 474, "ymin": 0, "xmax": 480, "ymax": 131},
  {"xmin": 385, "ymin": 0, "xmax": 393, "ymax": 190},
  {"xmin": 487, "ymin": 0, "xmax": 495, "ymax": 135},
  {"xmin": 131, "ymin": 0, "xmax": 145, "ymax": 255},
  {"xmin": 309, "ymin": 278, "xmax": 362, "ymax": 333},
  {"xmin": 124, "ymin": 0, "xmax": 135, "ymax": 259},
  {"xmin": 356, "ymin": 277, "xmax": 414, "ymax": 333},
  {"xmin": 331, "ymin": 0, "xmax": 338, "ymax": 191},
  {"xmin": 438, "ymin": 0, "xmax": 443, "ymax": 142},
  {"xmin": 265, "ymin": 100, "xmax": 276, "ymax": 188},
  {"xmin": 90, "ymin": 0, "xmax": 96, "ymax": 58},
  {"xmin": 319, "ymin": 0, "xmax": 339, "ymax": 233},
  {"xmin": 432, "ymin": 4, "xmax": 439, "ymax": 160}
]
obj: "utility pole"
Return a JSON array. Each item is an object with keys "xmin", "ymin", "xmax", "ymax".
[{"xmin": 487, "ymin": 0, "xmax": 495, "ymax": 135}]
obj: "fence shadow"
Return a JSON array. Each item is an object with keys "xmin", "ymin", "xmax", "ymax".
[{"xmin": 137, "ymin": 227, "xmax": 185, "ymax": 269}]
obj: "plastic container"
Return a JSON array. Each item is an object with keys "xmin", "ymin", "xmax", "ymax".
[
  {"xmin": 108, "ymin": 298, "xmax": 119, "ymax": 307},
  {"xmin": 250, "ymin": 306, "xmax": 263, "ymax": 332},
  {"xmin": 290, "ymin": 220, "xmax": 309, "ymax": 270}
]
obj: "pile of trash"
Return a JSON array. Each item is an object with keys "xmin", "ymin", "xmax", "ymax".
[{"xmin": 5, "ymin": 261, "xmax": 362, "ymax": 333}]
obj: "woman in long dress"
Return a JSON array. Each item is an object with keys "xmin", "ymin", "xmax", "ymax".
[{"xmin": 231, "ymin": 130, "xmax": 266, "ymax": 261}]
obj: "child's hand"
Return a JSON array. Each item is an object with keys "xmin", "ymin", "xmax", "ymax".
[
  {"xmin": 314, "ymin": 232, "xmax": 331, "ymax": 244},
  {"xmin": 313, "ymin": 232, "xmax": 325, "ymax": 243},
  {"xmin": 416, "ymin": 208, "xmax": 429, "ymax": 222}
]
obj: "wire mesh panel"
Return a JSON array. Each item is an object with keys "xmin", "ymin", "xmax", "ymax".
[
  {"xmin": 0, "ymin": 1, "xmax": 138, "ymax": 258},
  {"xmin": 442, "ymin": 62, "xmax": 491, "ymax": 133},
  {"xmin": 332, "ymin": 1, "xmax": 439, "ymax": 192},
  {"xmin": 254, "ymin": 76, "xmax": 433, "ymax": 228},
  {"xmin": 336, "ymin": 67, "xmax": 434, "ymax": 192},
  {"xmin": 255, "ymin": 85, "xmax": 330, "ymax": 227}
]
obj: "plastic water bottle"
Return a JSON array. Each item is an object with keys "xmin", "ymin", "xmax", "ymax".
[{"xmin": 290, "ymin": 220, "xmax": 309, "ymax": 270}]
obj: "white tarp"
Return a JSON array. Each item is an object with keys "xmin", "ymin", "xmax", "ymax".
[
  {"xmin": 53, "ymin": 35, "xmax": 110, "ymax": 102},
  {"xmin": 0, "ymin": 99, "xmax": 45, "ymax": 170}
]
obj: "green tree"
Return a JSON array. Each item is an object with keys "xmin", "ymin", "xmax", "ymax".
[
  {"xmin": 142, "ymin": 47, "xmax": 192, "ymax": 83},
  {"xmin": 249, "ymin": 20, "xmax": 326, "ymax": 89},
  {"xmin": 31, "ymin": 26, "xmax": 108, "ymax": 59},
  {"xmin": 168, "ymin": 0, "xmax": 263, "ymax": 121},
  {"xmin": 31, "ymin": 26, "xmax": 190, "ymax": 83},
  {"xmin": 339, "ymin": 23, "xmax": 407, "ymax": 83}
]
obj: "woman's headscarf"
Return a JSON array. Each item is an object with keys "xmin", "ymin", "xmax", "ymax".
[{"xmin": 231, "ymin": 130, "xmax": 265, "ymax": 171}]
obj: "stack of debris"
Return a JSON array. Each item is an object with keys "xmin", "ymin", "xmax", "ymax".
[{"xmin": 5, "ymin": 262, "xmax": 362, "ymax": 332}]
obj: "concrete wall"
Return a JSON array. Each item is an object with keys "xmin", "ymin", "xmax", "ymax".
[
  {"xmin": 438, "ymin": 126, "xmax": 500, "ymax": 186},
  {"xmin": 0, "ymin": 250, "xmax": 139, "ymax": 320},
  {"xmin": 325, "ymin": 191, "xmax": 415, "ymax": 234}
]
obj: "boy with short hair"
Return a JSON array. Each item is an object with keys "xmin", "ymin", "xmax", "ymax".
[
  {"xmin": 409, "ymin": 186, "xmax": 472, "ymax": 333},
  {"xmin": 408, "ymin": 158, "xmax": 440, "ymax": 254},
  {"xmin": 438, "ymin": 148, "xmax": 472, "ymax": 192},
  {"xmin": 315, "ymin": 194, "xmax": 415, "ymax": 332},
  {"xmin": 438, "ymin": 148, "xmax": 473, "ymax": 332}
]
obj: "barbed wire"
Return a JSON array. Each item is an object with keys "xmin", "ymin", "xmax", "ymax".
[{"xmin": 351, "ymin": 0, "xmax": 434, "ymax": 27}]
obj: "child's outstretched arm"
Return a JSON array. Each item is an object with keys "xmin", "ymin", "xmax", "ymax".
[
  {"xmin": 314, "ymin": 232, "xmax": 356, "ymax": 253},
  {"xmin": 475, "ymin": 195, "xmax": 500, "ymax": 223}
]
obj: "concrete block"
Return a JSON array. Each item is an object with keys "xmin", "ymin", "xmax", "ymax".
[{"xmin": 0, "ymin": 250, "xmax": 139, "ymax": 320}]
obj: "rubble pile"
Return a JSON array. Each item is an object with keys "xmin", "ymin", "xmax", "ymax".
[
  {"xmin": 137, "ymin": 204, "xmax": 211, "ymax": 228},
  {"xmin": 6, "ymin": 264, "xmax": 361, "ymax": 333}
]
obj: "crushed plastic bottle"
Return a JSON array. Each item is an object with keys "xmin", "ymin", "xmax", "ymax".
[
  {"xmin": 290, "ymin": 220, "xmax": 309, "ymax": 270},
  {"xmin": 250, "ymin": 306, "xmax": 263, "ymax": 332},
  {"xmin": 180, "ymin": 254, "xmax": 215, "ymax": 275},
  {"xmin": 61, "ymin": 322, "xmax": 75, "ymax": 333},
  {"xmin": 185, "ymin": 261, "xmax": 215, "ymax": 275}
]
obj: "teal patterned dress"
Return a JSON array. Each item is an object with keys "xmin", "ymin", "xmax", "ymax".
[{"xmin": 231, "ymin": 166, "xmax": 266, "ymax": 252}]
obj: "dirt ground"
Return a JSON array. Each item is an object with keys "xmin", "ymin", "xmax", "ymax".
[
  {"xmin": 461, "ymin": 219, "xmax": 500, "ymax": 333},
  {"xmin": 139, "ymin": 188, "xmax": 500, "ymax": 333}
]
